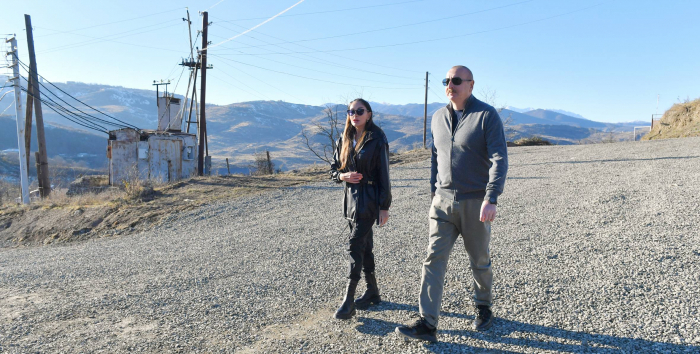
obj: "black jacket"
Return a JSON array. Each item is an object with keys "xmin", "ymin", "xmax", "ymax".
[{"xmin": 330, "ymin": 122, "xmax": 392, "ymax": 223}]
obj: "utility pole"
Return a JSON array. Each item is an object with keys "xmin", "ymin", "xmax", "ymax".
[
  {"xmin": 423, "ymin": 71, "xmax": 429, "ymax": 149},
  {"xmin": 153, "ymin": 80, "xmax": 170, "ymax": 106},
  {"xmin": 25, "ymin": 14, "xmax": 51, "ymax": 197},
  {"xmin": 198, "ymin": 11, "xmax": 209, "ymax": 176},
  {"xmin": 24, "ymin": 74, "xmax": 33, "ymax": 169},
  {"xmin": 6, "ymin": 36, "xmax": 30, "ymax": 204}
]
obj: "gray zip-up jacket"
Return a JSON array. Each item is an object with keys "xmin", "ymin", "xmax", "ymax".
[{"xmin": 430, "ymin": 94, "xmax": 508, "ymax": 202}]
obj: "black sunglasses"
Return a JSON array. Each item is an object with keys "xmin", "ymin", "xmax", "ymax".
[
  {"xmin": 347, "ymin": 108, "xmax": 369, "ymax": 116},
  {"xmin": 442, "ymin": 77, "xmax": 472, "ymax": 86}
]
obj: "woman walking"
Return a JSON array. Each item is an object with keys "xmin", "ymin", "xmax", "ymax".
[{"xmin": 329, "ymin": 98, "xmax": 392, "ymax": 319}]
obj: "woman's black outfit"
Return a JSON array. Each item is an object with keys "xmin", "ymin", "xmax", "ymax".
[{"xmin": 329, "ymin": 122, "xmax": 391, "ymax": 319}]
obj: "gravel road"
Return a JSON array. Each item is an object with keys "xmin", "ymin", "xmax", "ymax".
[{"xmin": 1, "ymin": 138, "xmax": 699, "ymax": 353}]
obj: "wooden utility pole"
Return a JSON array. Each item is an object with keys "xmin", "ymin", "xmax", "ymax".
[
  {"xmin": 6, "ymin": 36, "xmax": 30, "ymax": 204},
  {"xmin": 25, "ymin": 14, "xmax": 51, "ymax": 197},
  {"xmin": 423, "ymin": 71, "xmax": 429, "ymax": 149},
  {"xmin": 24, "ymin": 75, "xmax": 33, "ymax": 168},
  {"xmin": 198, "ymin": 11, "xmax": 209, "ymax": 176}
]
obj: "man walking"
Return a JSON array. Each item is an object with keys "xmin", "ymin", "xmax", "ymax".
[{"xmin": 396, "ymin": 65, "xmax": 508, "ymax": 342}]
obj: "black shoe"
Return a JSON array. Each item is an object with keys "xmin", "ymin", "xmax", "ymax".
[
  {"xmin": 355, "ymin": 271, "xmax": 381, "ymax": 309},
  {"xmin": 473, "ymin": 305, "xmax": 493, "ymax": 331},
  {"xmin": 395, "ymin": 317, "xmax": 437, "ymax": 343},
  {"xmin": 334, "ymin": 280, "xmax": 358, "ymax": 320}
]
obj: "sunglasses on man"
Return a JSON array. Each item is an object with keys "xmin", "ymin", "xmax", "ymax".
[
  {"xmin": 347, "ymin": 108, "xmax": 369, "ymax": 116},
  {"xmin": 442, "ymin": 77, "xmax": 473, "ymax": 86}
]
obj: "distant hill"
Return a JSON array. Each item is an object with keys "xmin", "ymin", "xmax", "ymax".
[
  {"xmin": 523, "ymin": 109, "xmax": 608, "ymax": 129},
  {"xmin": 643, "ymin": 97, "xmax": 700, "ymax": 140},
  {"xmin": 0, "ymin": 79, "xmax": 652, "ymax": 176}
]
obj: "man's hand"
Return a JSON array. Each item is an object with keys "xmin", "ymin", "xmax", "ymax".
[
  {"xmin": 340, "ymin": 172, "xmax": 363, "ymax": 184},
  {"xmin": 480, "ymin": 201, "xmax": 497, "ymax": 222},
  {"xmin": 379, "ymin": 210, "xmax": 390, "ymax": 226}
]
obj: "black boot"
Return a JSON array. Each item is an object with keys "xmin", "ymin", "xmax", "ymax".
[
  {"xmin": 334, "ymin": 280, "xmax": 358, "ymax": 319},
  {"xmin": 355, "ymin": 271, "xmax": 381, "ymax": 309},
  {"xmin": 473, "ymin": 305, "xmax": 494, "ymax": 331}
]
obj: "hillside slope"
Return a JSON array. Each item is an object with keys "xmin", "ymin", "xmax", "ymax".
[{"xmin": 643, "ymin": 98, "xmax": 700, "ymax": 140}]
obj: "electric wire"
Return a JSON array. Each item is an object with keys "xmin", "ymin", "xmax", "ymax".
[
  {"xmin": 216, "ymin": 0, "xmax": 426, "ymax": 22},
  {"xmin": 209, "ymin": 75, "xmax": 268, "ymax": 101},
  {"xmin": 20, "ymin": 86, "xmax": 108, "ymax": 133},
  {"xmin": 19, "ymin": 77, "xmax": 118, "ymax": 130},
  {"xmin": 35, "ymin": 7, "xmax": 184, "ymax": 38},
  {"xmin": 15, "ymin": 56, "xmax": 140, "ymax": 129},
  {"xmin": 210, "ymin": 54, "xmax": 419, "ymax": 90},
  {"xmin": 208, "ymin": 34, "xmax": 421, "ymax": 87},
  {"xmin": 430, "ymin": 86, "xmax": 446, "ymax": 102},
  {"xmin": 210, "ymin": 22, "xmax": 421, "ymax": 80},
  {"xmin": 209, "ymin": 66, "xmax": 271, "ymax": 100},
  {"xmin": 217, "ymin": 1, "xmax": 613, "ymax": 56},
  {"xmin": 1, "ymin": 101, "xmax": 13, "ymax": 116},
  {"xmin": 213, "ymin": 58, "xmax": 301, "ymax": 102},
  {"xmin": 210, "ymin": 19, "xmax": 421, "ymax": 75},
  {"xmin": 217, "ymin": 0, "xmax": 534, "ymax": 51},
  {"xmin": 39, "ymin": 21, "xmax": 184, "ymax": 54}
]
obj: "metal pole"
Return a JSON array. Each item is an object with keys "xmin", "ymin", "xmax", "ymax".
[
  {"xmin": 423, "ymin": 71, "xmax": 429, "ymax": 149},
  {"xmin": 198, "ymin": 11, "xmax": 209, "ymax": 176},
  {"xmin": 25, "ymin": 14, "xmax": 51, "ymax": 197},
  {"xmin": 6, "ymin": 37, "xmax": 30, "ymax": 204},
  {"xmin": 186, "ymin": 66, "xmax": 198, "ymax": 133}
]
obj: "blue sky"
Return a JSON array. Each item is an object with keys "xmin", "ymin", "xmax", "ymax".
[{"xmin": 2, "ymin": 0, "xmax": 698, "ymax": 123}]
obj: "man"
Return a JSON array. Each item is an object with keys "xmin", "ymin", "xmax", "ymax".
[{"xmin": 395, "ymin": 65, "xmax": 508, "ymax": 342}]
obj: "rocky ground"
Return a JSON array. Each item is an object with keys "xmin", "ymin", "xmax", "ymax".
[{"xmin": 1, "ymin": 138, "xmax": 699, "ymax": 353}]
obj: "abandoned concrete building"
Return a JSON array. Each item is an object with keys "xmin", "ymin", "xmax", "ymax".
[{"xmin": 107, "ymin": 95, "xmax": 198, "ymax": 186}]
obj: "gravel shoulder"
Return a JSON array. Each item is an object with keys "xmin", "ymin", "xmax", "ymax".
[{"xmin": 1, "ymin": 138, "xmax": 699, "ymax": 353}]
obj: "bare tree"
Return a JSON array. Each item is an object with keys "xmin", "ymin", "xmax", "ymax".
[
  {"xmin": 301, "ymin": 104, "xmax": 344, "ymax": 164},
  {"xmin": 479, "ymin": 87, "xmax": 517, "ymax": 141},
  {"xmin": 250, "ymin": 150, "xmax": 275, "ymax": 176}
]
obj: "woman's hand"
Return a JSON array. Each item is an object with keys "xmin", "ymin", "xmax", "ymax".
[
  {"xmin": 379, "ymin": 210, "xmax": 390, "ymax": 226},
  {"xmin": 340, "ymin": 172, "xmax": 363, "ymax": 184}
]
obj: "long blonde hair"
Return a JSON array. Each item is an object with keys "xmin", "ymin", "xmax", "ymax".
[{"xmin": 339, "ymin": 98, "xmax": 373, "ymax": 170}]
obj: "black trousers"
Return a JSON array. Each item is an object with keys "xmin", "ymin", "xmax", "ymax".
[{"xmin": 347, "ymin": 218, "xmax": 376, "ymax": 281}]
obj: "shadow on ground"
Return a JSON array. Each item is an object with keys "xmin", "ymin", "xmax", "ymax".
[{"xmin": 353, "ymin": 301, "xmax": 698, "ymax": 353}]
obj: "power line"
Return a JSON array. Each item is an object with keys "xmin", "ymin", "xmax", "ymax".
[
  {"xmin": 210, "ymin": 22, "xmax": 420, "ymax": 80},
  {"xmin": 213, "ymin": 59, "xmax": 300, "ymax": 102},
  {"xmin": 35, "ymin": 7, "xmax": 184, "ymax": 38},
  {"xmin": 216, "ymin": 0, "xmax": 534, "ymax": 51},
  {"xmin": 21, "ymin": 86, "xmax": 108, "ymax": 133},
  {"xmin": 15, "ymin": 56, "xmax": 139, "ymax": 129},
  {"xmin": 430, "ymin": 86, "xmax": 445, "ymax": 103},
  {"xmin": 216, "ymin": 1, "xmax": 613, "ymax": 56},
  {"xmin": 216, "ymin": 0, "xmax": 426, "ymax": 22},
  {"xmin": 210, "ymin": 19, "xmax": 422, "ymax": 75},
  {"xmin": 210, "ymin": 54, "xmax": 421, "ymax": 90},
  {"xmin": 20, "ymin": 76, "xmax": 121, "ymax": 130},
  {"xmin": 1, "ymin": 101, "xmax": 13, "ymax": 116},
  {"xmin": 208, "ymin": 34, "xmax": 422, "ymax": 87},
  {"xmin": 38, "ymin": 20, "xmax": 184, "ymax": 54}
]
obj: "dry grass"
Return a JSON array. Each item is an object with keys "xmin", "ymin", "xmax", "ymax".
[
  {"xmin": 34, "ymin": 188, "xmax": 125, "ymax": 209},
  {"xmin": 644, "ymin": 97, "xmax": 700, "ymax": 140},
  {"xmin": 0, "ymin": 180, "xmax": 20, "ymax": 206},
  {"xmin": 513, "ymin": 136, "xmax": 553, "ymax": 146}
]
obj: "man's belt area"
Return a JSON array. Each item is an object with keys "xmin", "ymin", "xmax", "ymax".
[{"xmin": 360, "ymin": 179, "xmax": 375, "ymax": 185}]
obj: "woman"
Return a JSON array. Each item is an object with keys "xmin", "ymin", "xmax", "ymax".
[{"xmin": 329, "ymin": 98, "xmax": 392, "ymax": 319}]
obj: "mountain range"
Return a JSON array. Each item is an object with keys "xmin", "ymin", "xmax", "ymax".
[{"xmin": 0, "ymin": 78, "xmax": 649, "ymax": 176}]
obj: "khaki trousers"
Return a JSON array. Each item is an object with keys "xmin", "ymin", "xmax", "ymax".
[{"xmin": 419, "ymin": 195, "xmax": 493, "ymax": 328}]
